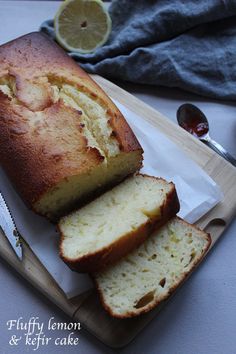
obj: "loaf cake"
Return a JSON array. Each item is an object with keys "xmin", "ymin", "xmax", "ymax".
[
  {"xmin": 0, "ymin": 32, "xmax": 143, "ymax": 219},
  {"xmin": 94, "ymin": 217, "xmax": 211, "ymax": 318},
  {"xmin": 59, "ymin": 174, "xmax": 180, "ymax": 272}
]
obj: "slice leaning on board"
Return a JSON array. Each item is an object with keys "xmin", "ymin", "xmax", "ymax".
[{"xmin": 59, "ymin": 174, "xmax": 180, "ymax": 273}]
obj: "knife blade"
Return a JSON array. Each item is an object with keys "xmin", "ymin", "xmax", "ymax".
[{"xmin": 0, "ymin": 192, "xmax": 23, "ymax": 260}]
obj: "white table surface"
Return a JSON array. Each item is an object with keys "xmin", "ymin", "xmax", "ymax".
[{"xmin": 0, "ymin": 2, "xmax": 235, "ymax": 354}]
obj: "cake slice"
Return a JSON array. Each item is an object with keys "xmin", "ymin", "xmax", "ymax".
[
  {"xmin": 59, "ymin": 174, "xmax": 180, "ymax": 273},
  {"xmin": 94, "ymin": 217, "xmax": 211, "ymax": 318}
]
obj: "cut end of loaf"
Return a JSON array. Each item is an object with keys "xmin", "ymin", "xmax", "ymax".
[
  {"xmin": 94, "ymin": 217, "xmax": 211, "ymax": 318},
  {"xmin": 34, "ymin": 150, "xmax": 142, "ymax": 220},
  {"xmin": 58, "ymin": 174, "xmax": 180, "ymax": 272}
]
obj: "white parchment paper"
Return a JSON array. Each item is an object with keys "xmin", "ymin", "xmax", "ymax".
[{"xmin": 0, "ymin": 100, "xmax": 223, "ymax": 298}]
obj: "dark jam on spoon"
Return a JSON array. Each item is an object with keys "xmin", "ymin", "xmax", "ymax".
[
  {"xmin": 181, "ymin": 119, "xmax": 209, "ymax": 137},
  {"xmin": 177, "ymin": 104, "xmax": 209, "ymax": 138},
  {"xmin": 177, "ymin": 103, "xmax": 236, "ymax": 167}
]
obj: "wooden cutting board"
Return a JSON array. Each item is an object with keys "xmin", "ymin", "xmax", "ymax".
[{"xmin": 0, "ymin": 75, "xmax": 235, "ymax": 348}]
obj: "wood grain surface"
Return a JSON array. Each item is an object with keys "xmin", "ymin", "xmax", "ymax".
[{"xmin": 0, "ymin": 76, "xmax": 235, "ymax": 348}]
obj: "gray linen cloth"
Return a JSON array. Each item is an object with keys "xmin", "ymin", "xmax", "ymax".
[{"xmin": 40, "ymin": 0, "xmax": 236, "ymax": 100}]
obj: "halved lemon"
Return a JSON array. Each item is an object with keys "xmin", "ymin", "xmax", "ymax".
[{"xmin": 54, "ymin": 0, "xmax": 112, "ymax": 53}]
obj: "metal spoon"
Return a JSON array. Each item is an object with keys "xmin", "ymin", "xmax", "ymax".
[{"xmin": 177, "ymin": 103, "xmax": 236, "ymax": 167}]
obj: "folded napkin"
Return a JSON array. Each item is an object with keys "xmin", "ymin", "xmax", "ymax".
[{"xmin": 40, "ymin": 0, "xmax": 236, "ymax": 100}]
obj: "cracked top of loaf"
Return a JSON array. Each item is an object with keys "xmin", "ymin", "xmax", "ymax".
[{"xmin": 0, "ymin": 32, "xmax": 143, "ymax": 218}]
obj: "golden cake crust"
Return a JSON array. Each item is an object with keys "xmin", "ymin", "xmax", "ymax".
[{"xmin": 0, "ymin": 32, "xmax": 143, "ymax": 215}]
